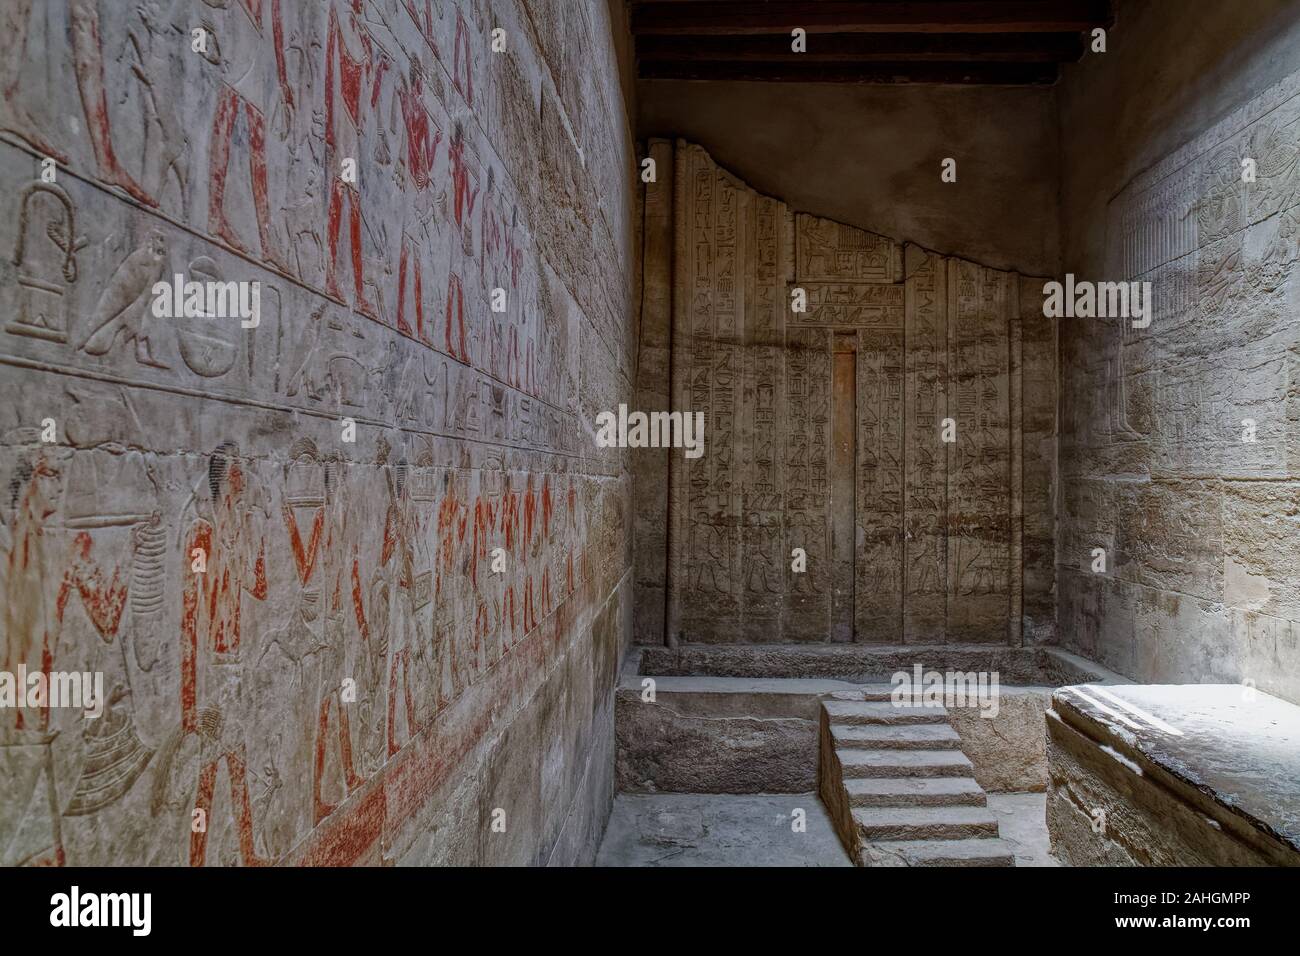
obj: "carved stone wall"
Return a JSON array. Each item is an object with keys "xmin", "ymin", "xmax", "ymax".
[
  {"xmin": 0, "ymin": 0, "xmax": 635, "ymax": 865},
  {"xmin": 1058, "ymin": 49, "xmax": 1300, "ymax": 705},
  {"xmin": 640, "ymin": 141, "xmax": 1055, "ymax": 646}
]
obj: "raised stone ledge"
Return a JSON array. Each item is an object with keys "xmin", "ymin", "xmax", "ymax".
[{"xmin": 1048, "ymin": 684, "xmax": 1300, "ymax": 866}]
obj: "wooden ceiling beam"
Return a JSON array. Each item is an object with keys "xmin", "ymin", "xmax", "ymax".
[
  {"xmin": 636, "ymin": 32, "xmax": 1085, "ymax": 64},
  {"xmin": 632, "ymin": 2, "xmax": 1112, "ymax": 36},
  {"xmin": 637, "ymin": 60, "xmax": 1060, "ymax": 84}
]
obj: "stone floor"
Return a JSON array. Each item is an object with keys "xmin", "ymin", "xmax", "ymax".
[
  {"xmin": 596, "ymin": 791, "xmax": 1059, "ymax": 866},
  {"xmin": 596, "ymin": 793, "xmax": 853, "ymax": 866},
  {"xmin": 987, "ymin": 793, "xmax": 1059, "ymax": 866}
]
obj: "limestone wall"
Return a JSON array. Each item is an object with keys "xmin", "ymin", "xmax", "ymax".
[
  {"xmin": 1056, "ymin": 0, "xmax": 1300, "ymax": 705},
  {"xmin": 636, "ymin": 141, "xmax": 1056, "ymax": 646},
  {"xmin": 0, "ymin": 0, "xmax": 636, "ymax": 865}
]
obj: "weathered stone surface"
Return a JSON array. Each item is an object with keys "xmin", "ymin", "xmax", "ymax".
[
  {"xmin": 646, "ymin": 141, "xmax": 1054, "ymax": 647},
  {"xmin": 817, "ymin": 696, "xmax": 1013, "ymax": 866},
  {"xmin": 616, "ymin": 700, "xmax": 817, "ymax": 794},
  {"xmin": 637, "ymin": 643, "xmax": 1110, "ymax": 685},
  {"xmin": 595, "ymin": 792, "xmax": 852, "ymax": 867},
  {"xmin": 612, "ymin": 654, "xmax": 836, "ymax": 794},
  {"xmin": 1057, "ymin": 13, "xmax": 1300, "ymax": 706},
  {"xmin": 1047, "ymin": 684, "xmax": 1300, "ymax": 866},
  {"xmin": 0, "ymin": 0, "xmax": 635, "ymax": 866},
  {"xmin": 947, "ymin": 690, "xmax": 1051, "ymax": 794}
]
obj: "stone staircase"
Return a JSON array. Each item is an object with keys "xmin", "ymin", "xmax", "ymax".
[{"xmin": 818, "ymin": 689, "xmax": 1014, "ymax": 866}]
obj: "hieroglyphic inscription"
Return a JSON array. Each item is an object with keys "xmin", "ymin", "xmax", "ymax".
[
  {"xmin": 796, "ymin": 213, "xmax": 903, "ymax": 284},
  {"xmin": 789, "ymin": 282, "xmax": 905, "ymax": 327},
  {"xmin": 665, "ymin": 143, "xmax": 1032, "ymax": 645},
  {"xmin": 739, "ymin": 192, "xmax": 786, "ymax": 629},
  {"xmin": 783, "ymin": 327, "xmax": 832, "ymax": 638},
  {"xmin": 904, "ymin": 246, "xmax": 948, "ymax": 641},
  {"xmin": 855, "ymin": 326, "xmax": 905, "ymax": 642},
  {"xmin": 946, "ymin": 261, "xmax": 1012, "ymax": 641}
]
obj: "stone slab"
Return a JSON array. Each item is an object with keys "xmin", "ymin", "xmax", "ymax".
[{"xmin": 1049, "ymin": 683, "xmax": 1300, "ymax": 865}]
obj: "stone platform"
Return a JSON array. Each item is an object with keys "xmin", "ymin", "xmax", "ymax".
[{"xmin": 1048, "ymin": 684, "xmax": 1300, "ymax": 866}]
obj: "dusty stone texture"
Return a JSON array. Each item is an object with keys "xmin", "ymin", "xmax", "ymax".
[
  {"xmin": 595, "ymin": 792, "xmax": 852, "ymax": 867},
  {"xmin": 1056, "ymin": 2, "xmax": 1300, "ymax": 706},
  {"xmin": 818, "ymin": 703, "xmax": 861, "ymax": 861},
  {"xmin": 987, "ymin": 793, "xmax": 1059, "ymax": 867},
  {"xmin": 0, "ymin": 0, "xmax": 636, "ymax": 866},
  {"xmin": 1047, "ymin": 685, "xmax": 1300, "ymax": 866},
  {"xmin": 637, "ymin": 643, "xmax": 1107, "ymax": 685},
  {"xmin": 615, "ymin": 697, "xmax": 817, "ymax": 794},
  {"xmin": 638, "ymin": 81, "xmax": 1059, "ymax": 278},
  {"xmin": 641, "ymin": 142, "xmax": 1056, "ymax": 647},
  {"xmin": 614, "ymin": 651, "xmax": 841, "ymax": 793},
  {"xmin": 947, "ymin": 691, "xmax": 1051, "ymax": 794},
  {"xmin": 630, "ymin": 138, "xmax": 673, "ymax": 645}
]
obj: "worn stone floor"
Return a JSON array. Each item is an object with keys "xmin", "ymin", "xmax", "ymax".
[
  {"xmin": 596, "ymin": 792, "xmax": 1059, "ymax": 867},
  {"xmin": 596, "ymin": 793, "xmax": 853, "ymax": 866},
  {"xmin": 987, "ymin": 793, "xmax": 1059, "ymax": 867}
]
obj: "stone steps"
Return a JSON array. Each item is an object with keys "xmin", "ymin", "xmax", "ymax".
[
  {"xmin": 830, "ymin": 722, "xmax": 962, "ymax": 750},
  {"xmin": 845, "ymin": 776, "xmax": 987, "ymax": 808},
  {"xmin": 852, "ymin": 806, "xmax": 1000, "ymax": 841},
  {"xmin": 823, "ymin": 700, "xmax": 948, "ymax": 725},
  {"xmin": 838, "ymin": 748, "xmax": 973, "ymax": 778},
  {"xmin": 818, "ymin": 695, "xmax": 1014, "ymax": 868},
  {"xmin": 861, "ymin": 837, "xmax": 1016, "ymax": 867},
  {"xmin": 827, "ymin": 687, "xmax": 896, "ymax": 702}
]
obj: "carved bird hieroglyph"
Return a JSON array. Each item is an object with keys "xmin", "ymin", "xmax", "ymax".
[{"xmin": 79, "ymin": 229, "xmax": 169, "ymax": 368}]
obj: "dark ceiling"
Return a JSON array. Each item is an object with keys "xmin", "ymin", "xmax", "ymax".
[{"xmin": 632, "ymin": 1, "xmax": 1115, "ymax": 84}]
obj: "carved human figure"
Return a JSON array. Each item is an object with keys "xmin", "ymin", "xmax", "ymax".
[
  {"xmin": 69, "ymin": 0, "xmax": 157, "ymax": 205},
  {"xmin": 433, "ymin": 470, "xmax": 468, "ymax": 699},
  {"xmin": 451, "ymin": 4, "xmax": 473, "ymax": 106},
  {"xmin": 447, "ymin": 123, "xmax": 479, "ymax": 240},
  {"xmin": 1, "ymin": 452, "xmax": 134, "ymax": 866},
  {"xmin": 323, "ymin": 0, "xmax": 381, "ymax": 319},
  {"xmin": 744, "ymin": 522, "xmax": 781, "ymax": 594},
  {"xmin": 0, "ymin": 0, "xmax": 70, "ymax": 160},
  {"xmin": 204, "ymin": 0, "xmax": 295, "ymax": 273},
  {"xmin": 378, "ymin": 461, "xmax": 431, "ymax": 756},
  {"xmin": 445, "ymin": 271, "xmax": 468, "ymax": 362},
  {"xmin": 176, "ymin": 445, "xmax": 270, "ymax": 866},
  {"xmin": 393, "ymin": 62, "xmax": 441, "ymax": 342},
  {"xmin": 281, "ymin": 456, "xmax": 377, "ymax": 822}
]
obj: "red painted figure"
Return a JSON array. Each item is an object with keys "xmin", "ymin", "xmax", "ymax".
[
  {"xmin": 444, "ymin": 271, "xmax": 468, "ymax": 362},
  {"xmin": 206, "ymin": 0, "xmax": 295, "ymax": 273},
  {"xmin": 179, "ymin": 453, "xmax": 270, "ymax": 866},
  {"xmin": 452, "ymin": 5, "xmax": 474, "ymax": 106},
  {"xmin": 400, "ymin": 0, "xmax": 441, "ymax": 56},
  {"xmin": 394, "ymin": 64, "xmax": 441, "ymax": 341},
  {"xmin": 69, "ymin": 0, "xmax": 155, "ymax": 205},
  {"xmin": 281, "ymin": 460, "xmax": 371, "ymax": 824},
  {"xmin": 1, "ymin": 454, "xmax": 132, "ymax": 867},
  {"xmin": 447, "ymin": 124, "xmax": 479, "ymax": 233},
  {"xmin": 378, "ymin": 471, "xmax": 430, "ymax": 756},
  {"xmin": 324, "ymin": 0, "xmax": 381, "ymax": 319}
]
